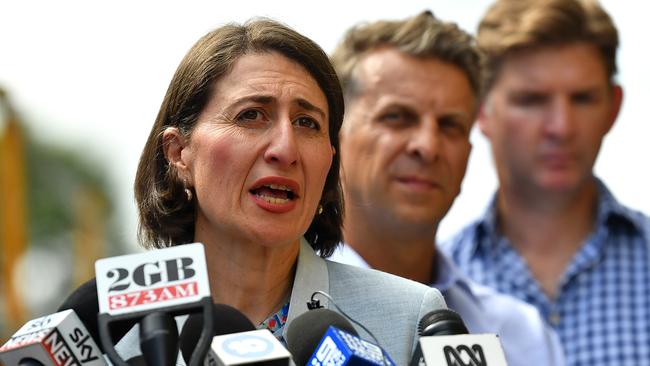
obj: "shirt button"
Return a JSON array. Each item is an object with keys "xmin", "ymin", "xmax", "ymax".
[{"xmin": 548, "ymin": 312, "xmax": 561, "ymax": 326}]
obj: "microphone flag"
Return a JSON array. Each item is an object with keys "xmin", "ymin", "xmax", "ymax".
[
  {"xmin": 418, "ymin": 334, "xmax": 508, "ymax": 366},
  {"xmin": 307, "ymin": 326, "xmax": 396, "ymax": 366},
  {"xmin": 94, "ymin": 243, "xmax": 214, "ymax": 366},
  {"xmin": 0, "ymin": 309, "xmax": 106, "ymax": 366}
]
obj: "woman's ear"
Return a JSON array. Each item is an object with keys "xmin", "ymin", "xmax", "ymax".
[{"xmin": 163, "ymin": 127, "xmax": 191, "ymax": 180}]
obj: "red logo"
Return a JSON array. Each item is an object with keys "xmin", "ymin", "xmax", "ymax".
[{"xmin": 108, "ymin": 281, "xmax": 198, "ymax": 310}]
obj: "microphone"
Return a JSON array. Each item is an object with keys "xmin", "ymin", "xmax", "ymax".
[
  {"xmin": 0, "ymin": 309, "xmax": 106, "ymax": 366},
  {"xmin": 410, "ymin": 309, "xmax": 508, "ymax": 366},
  {"xmin": 57, "ymin": 279, "xmax": 138, "ymax": 351},
  {"xmin": 207, "ymin": 329, "xmax": 292, "ymax": 366},
  {"xmin": 138, "ymin": 312, "xmax": 178, "ymax": 366},
  {"xmin": 286, "ymin": 308, "xmax": 395, "ymax": 366},
  {"xmin": 179, "ymin": 303, "xmax": 256, "ymax": 363},
  {"xmin": 180, "ymin": 304, "xmax": 291, "ymax": 365},
  {"xmin": 94, "ymin": 243, "xmax": 215, "ymax": 366}
]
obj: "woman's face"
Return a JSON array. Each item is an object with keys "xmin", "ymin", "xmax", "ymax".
[{"xmin": 167, "ymin": 51, "xmax": 333, "ymax": 249}]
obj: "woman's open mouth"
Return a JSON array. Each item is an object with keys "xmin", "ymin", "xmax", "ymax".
[
  {"xmin": 249, "ymin": 177, "xmax": 300, "ymax": 213},
  {"xmin": 250, "ymin": 184, "xmax": 296, "ymax": 204}
]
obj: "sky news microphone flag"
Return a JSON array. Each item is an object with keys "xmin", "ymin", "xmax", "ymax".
[{"xmin": 0, "ymin": 309, "xmax": 106, "ymax": 366}]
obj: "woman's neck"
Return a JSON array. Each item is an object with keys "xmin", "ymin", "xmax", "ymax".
[{"xmin": 200, "ymin": 235, "xmax": 299, "ymax": 325}]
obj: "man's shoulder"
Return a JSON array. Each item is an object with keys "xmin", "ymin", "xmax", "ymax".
[
  {"xmin": 467, "ymin": 280, "xmax": 543, "ymax": 327},
  {"xmin": 451, "ymin": 280, "xmax": 563, "ymax": 366}
]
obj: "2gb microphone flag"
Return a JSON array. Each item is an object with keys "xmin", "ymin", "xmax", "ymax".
[{"xmin": 95, "ymin": 243, "xmax": 211, "ymax": 315}]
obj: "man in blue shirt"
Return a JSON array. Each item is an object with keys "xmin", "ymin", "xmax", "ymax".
[
  {"xmin": 327, "ymin": 11, "xmax": 563, "ymax": 366},
  {"xmin": 444, "ymin": 1, "xmax": 650, "ymax": 365}
]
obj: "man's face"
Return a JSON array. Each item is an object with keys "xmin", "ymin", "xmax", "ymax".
[
  {"xmin": 340, "ymin": 48, "xmax": 475, "ymax": 228},
  {"xmin": 480, "ymin": 43, "xmax": 622, "ymax": 194}
]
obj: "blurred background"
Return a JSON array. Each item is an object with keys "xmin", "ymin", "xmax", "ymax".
[{"xmin": 1, "ymin": 0, "xmax": 648, "ymax": 341}]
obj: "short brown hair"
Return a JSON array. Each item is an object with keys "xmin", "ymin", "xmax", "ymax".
[
  {"xmin": 478, "ymin": 0, "xmax": 619, "ymax": 92},
  {"xmin": 134, "ymin": 18, "xmax": 344, "ymax": 257},
  {"xmin": 331, "ymin": 11, "xmax": 482, "ymax": 100}
]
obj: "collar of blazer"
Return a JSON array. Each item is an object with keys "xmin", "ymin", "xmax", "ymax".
[{"xmin": 283, "ymin": 238, "xmax": 330, "ymax": 339}]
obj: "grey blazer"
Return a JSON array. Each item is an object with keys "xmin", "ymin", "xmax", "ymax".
[
  {"xmin": 113, "ymin": 239, "xmax": 447, "ymax": 365},
  {"xmin": 287, "ymin": 239, "xmax": 447, "ymax": 364}
]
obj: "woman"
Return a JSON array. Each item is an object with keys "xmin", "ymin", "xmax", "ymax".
[{"xmin": 118, "ymin": 18, "xmax": 444, "ymax": 364}]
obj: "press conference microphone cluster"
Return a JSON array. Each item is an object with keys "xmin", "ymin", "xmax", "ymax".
[
  {"xmin": 410, "ymin": 309, "xmax": 509, "ymax": 366},
  {"xmin": 0, "ymin": 309, "xmax": 106, "ymax": 366}
]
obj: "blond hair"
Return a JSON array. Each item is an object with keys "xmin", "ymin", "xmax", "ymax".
[
  {"xmin": 331, "ymin": 11, "xmax": 482, "ymax": 99},
  {"xmin": 478, "ymin": 0, "xmax": 619, "ymax": 92}
]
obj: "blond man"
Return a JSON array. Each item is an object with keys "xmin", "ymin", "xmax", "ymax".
[{"xmin": 445, "ymin": 1, "xmax": 650, "ymax": 365}]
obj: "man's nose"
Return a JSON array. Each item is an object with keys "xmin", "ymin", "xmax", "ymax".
[
  {"xmin": 405, "ymin": 117, "xmax": 440, "ymax": 163},
  {"xmin": 545, "ymin": 97, "xmax": 576, "ymax": 140}
]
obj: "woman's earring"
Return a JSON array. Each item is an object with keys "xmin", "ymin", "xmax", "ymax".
[
  {"xmin": 318, "ymin": 204, "xmax": 323, "ymax": 215},
  {"xmin": 183, "ymin": 179, "xmax": 193, "ymax": 202}
]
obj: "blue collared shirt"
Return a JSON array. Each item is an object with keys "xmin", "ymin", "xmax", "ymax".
[
  {"xmin": 329, "ymin": 244, "xmax": 564, "ymax": 366},
  {"xmin": 443, "ymin": 179, "xmax": 650, "ymax": 366}
]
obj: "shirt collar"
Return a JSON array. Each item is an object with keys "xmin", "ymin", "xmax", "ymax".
[
  {"xmin": 434, "ymin": 251, "xmax": 480, "ymax": 303},
  {"xmin": 473, "ymin": 177, "xmax": 646, "ymax": 254},
  {"xmin": 593, "ymin": 178, "xmax": 645, "ymax": 235},
  {"xmin": 334, "ymin": 243, "xmax": 481, "ymax": 305}
]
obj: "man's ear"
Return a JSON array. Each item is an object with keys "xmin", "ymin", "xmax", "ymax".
[
  {"xmin": 477, "ymin": 102, "xmax": 491, "ymax": 138},
  {"xmin": 162, "ymin": 127, "xmax": 191, "ymax": 181},
  {"xmin": 605, "ymin": 85, "xmax": 624, "ymax": 134}
]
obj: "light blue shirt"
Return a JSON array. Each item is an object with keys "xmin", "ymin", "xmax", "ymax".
[
  {"xmin": 444, "ymin": 178, "xmax": 650, "ymax": 366},
  {"xmin": 329, "ymin": 244, "xmax": 565, "ymax": 366}
]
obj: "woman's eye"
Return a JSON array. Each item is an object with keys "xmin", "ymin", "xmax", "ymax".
[
  {"xmin": 236, "ymin": 109, "xmax": 264, "ymax": 122},
  {"xmin": 294, "ymin": 116, "xmax": 320, "ymax": 131}
]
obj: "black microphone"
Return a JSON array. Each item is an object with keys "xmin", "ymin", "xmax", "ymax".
[
  {"xmin": 139, "ymin": 312, "xmax": 178, "ymax": 366},
  {"xmin": 180, "ymin": 304, "xmax": 291, "ymax": 365},
  {"xmin": 419, "ymin": 309, "xmax": 469, "ymax": 336},
  {"xmin": 410, "ymin": 309, "xmax": 508, "ymax": 366},
  {"xmin": 57, "ymin": 278, "xmax": 138, "ymax": 351},
  {"xmin": 286, "ymin": 307, "xmax": 396, "ymax": 366},
  {"xmin": 285, "ymin": 308, "xmax": 358, "ymax": 366},
  {"xmin": 18, "ymin": 358, "xmax": 45, "ymax": 366},
  {"xmin": 179, "ymin": 303, "xmax": 256, "ymax": 363},
  {"xmin": 410, "ymin": 309, "xmax": 468, "ymax": 366}
]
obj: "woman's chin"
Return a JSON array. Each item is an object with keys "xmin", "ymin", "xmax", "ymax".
[{"xmin": 243, "ymin": 228, "xmax": 303, "ymax": 250}]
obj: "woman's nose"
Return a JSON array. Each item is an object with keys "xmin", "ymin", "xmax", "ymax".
[{"xmin": 263, "ymin": 119, "xmax": 299, "ymax": 167}]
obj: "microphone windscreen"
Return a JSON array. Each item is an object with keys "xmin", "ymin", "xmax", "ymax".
[
  {"xmin": 57, "ymin": 278, "xmax": 137, "ymax": 349},
  {"xmin": 18, "ymin": 358, "xmax": 45, "ymax": 366},
  {"xmin": 179, "ymin": 303, "xmax": 255, "ymax": 363},
  {"xmin": 125, "ymin": 355, "xmax": 147, "ymax": 366},
  {"xmin": 418, "ymin": 308, "xmax": 469, "ymax": 336},
  {"xmin": 285, "ymin": 308, "xmax": 358, "ymax": 366}
]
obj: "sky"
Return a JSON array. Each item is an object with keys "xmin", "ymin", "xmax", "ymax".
[{"xmin": 1, "ymin": 0, "xmax": 649, "ymax": 250}]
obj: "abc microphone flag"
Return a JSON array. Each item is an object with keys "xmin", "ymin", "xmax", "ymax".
[
  {"xmin": 94, "ymin": 243, "xmax": 214, "ymax": 366},
  {"xmin": 0, "ymin": 309, "xmax": 106, "ymax": 366},
  {"xmin": 418, "ymin": 334, "xmax": 508, "ymax": 366}
]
